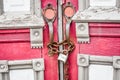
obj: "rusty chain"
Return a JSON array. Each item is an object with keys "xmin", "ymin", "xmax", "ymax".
[
  {"xmin": 64, "ymin": 62, "xmax": 70, "ymax": 80},
  {"xmin": 47, "ymin": 39, "xmax": 75, "ymax": 56},
  {"xmin": 47, "ymin": 39, "xmax": 74, "ymax": 80},
  {"xmin": 43, "ymin": 2, "xmax": 75, "ymax": 80}
]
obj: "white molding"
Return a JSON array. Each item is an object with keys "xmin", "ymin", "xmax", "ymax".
[
  {"xmin": 73, "ymin": 0, "xmax": 120, "ymax": 43},
  {"xmin": 77, "ymin": 54, "xmax": 120, "ymax": 80},
  {"xmin": 0, "ymin": 58, "xmax": 44, "ymax": 80},
  {"xmin": 0, "ymin": 0, "xmax": 44, "ymax": 29},
  {"xmin": 0, "ymin": 0, "xmax": 44, "ymax": 48},
  {"xmin": 73, "ymin": 0, "xmax": 120, "ymax": 22}
]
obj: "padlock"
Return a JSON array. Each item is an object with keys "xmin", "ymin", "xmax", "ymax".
[{"xmin": 58, "ymin": 54, "xmax": 68, "ymax": 63}]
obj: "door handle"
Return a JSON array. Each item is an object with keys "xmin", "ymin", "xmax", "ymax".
[
  {"xmin": 58, "ymin": 2, "xmax": 75, "ymax": 63},
  {"xmin": 43, "ymin": 3, "xmax": 75, "ymax": 62},
  {"xmin": 42, "ymin": 4, "xmax": 56, "ymax": 43},
  {"xmin": 64, "ymin": 2, "xmax": 75, "ymax": 42}
]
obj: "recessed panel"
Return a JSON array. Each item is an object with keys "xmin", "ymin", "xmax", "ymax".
[
  {"xmin": 89, "ymin": 65, "xmax": 113, "ymax": 80},
  {"xmin": 90, "ymin": 0, "xmax": 116, "ymax": 6},
  {"xmin": 4, "ymin": 0, "xmax": 30, "ymax": 12},
  {"xmin": 10, "ymin": 69, "xmax": 34, "ymax": 80}
]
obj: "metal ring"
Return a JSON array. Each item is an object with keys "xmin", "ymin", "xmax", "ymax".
[
  {"xmin": 63, "ymin": 2, "xmax": 75, "ymax": 20},
  {"xmin": 43, "ymin": 3, "xmax": 56, "ymax": 22}
]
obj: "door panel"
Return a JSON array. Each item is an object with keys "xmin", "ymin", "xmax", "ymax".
[
  {"xmin": 68, "ymin": 23, "xmax": 120, "ymax": 80},
  {"xmin": 0, "ymin": 0, "xmax": 58, "ymax": 80},
  {"xmin": 0, "ymin": 0, "xmax": 120, "ymax": 80},
  {"xmin": 67, "ymin": 0, "xmax": 120, "ymax": 80}
]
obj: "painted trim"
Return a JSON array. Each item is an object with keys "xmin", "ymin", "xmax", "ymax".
[
  {"xmin": 0, "ymin": 0, "xmax": 44, "ymax": 29},
  {"xmin": 0, "ymin": 58, "xmax": 44, "ymax": 80},
  {"xmin": 77, "ymin": 54, "xmax": 120, "ymax": 80},
  {"xmin": 73, "ymin": 0, "xmax": 120, "ymax": 22}
]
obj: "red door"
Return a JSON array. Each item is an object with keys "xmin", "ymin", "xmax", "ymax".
[
  {"xmin": 0, "ymin": 0, "xmax": 58, "ymax": 80},
  {"xmin": 0, "ymin": 0, "xmax": 120, "ymax": 80},
  {"xmin": 68, "ymin": 0, "xmax": 120, "ymax": 80}
]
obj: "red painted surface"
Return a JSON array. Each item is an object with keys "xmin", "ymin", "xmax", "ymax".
[
  {"xmin": 63, "ymin": 0, "xmax": 120, "ymax": 79},
  {"xmin": 0, "ymin": 0, "xmax": 120, "ymax": 80},
  {"xmin": 0, "ymin": 0, "xmax": 58, "ymax": 80}
]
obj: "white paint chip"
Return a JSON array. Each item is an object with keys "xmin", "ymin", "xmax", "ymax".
[
  {"xmin": 4, "ymin": 0, "xmax": 30, "ymax": 12},
  {"xmin": 90, "ymin": 0, "xmax": 116, "ymax": 6},
  {"xmin": 10, "ymin": 69, "xmax": 34, "ymax": 80},
  {"xmin": 89, "ymin": 65, "xmax": 113, "ymax": 80}
]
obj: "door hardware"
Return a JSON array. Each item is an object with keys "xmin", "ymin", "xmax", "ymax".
[
  {"xmin": 30, "ymin": 28, "xmax": 43, "ymax": 48},
  {"xmin": 44, "ymin": 2, "xmax": 75, "ymax": 63},
  {"xmin": 63, "ymin": 2, "xmax": 75, "ymax": 41},
  {"xmin": 42, "ymin": 3, "xmax": 56, "ymax": 43},
  {"xmin": 60, "ymin": 2, "xmax": 75, "ymax": 80},
  {"xmin": 76, "ymin": 23, "xmax": 90, "ymax": 43},
  {"xmin": 57, "ymin": 0, "xmax": 64, "ymax": 80},
  {"xmin": 58, "ymin": 2, "xmax": 75, "ymax": 63},
  {"xmin": 47, "ymin": 39, "xmax": 74, "ymax": 57}
]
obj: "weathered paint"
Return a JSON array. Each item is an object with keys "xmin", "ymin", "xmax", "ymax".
[
  {"xmin": 0, "ymin": 0, "xmax": 58, "ymax": 80},
  {"xmin": 0, "ymin": 0, "xmax": 119, "ymax": 80}
]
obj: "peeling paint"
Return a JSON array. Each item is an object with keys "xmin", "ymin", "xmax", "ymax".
[{"xmin": 73, "ymin": 7, "xmax": 120, "ymax": 22}]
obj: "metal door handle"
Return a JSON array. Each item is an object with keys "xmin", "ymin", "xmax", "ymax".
[
  {"xmin": 42, "ymin": 4, "xmax": 56, "ymax": 43},
  {"xmin": 66, "ymin": 20, "xmax": 72, "ymax": 42},
  {"xmin": 63, "ymin": 2, "xmax": 75, "ymax": 42},
  {"xmin": 48, "ymin": 22, "xmax": 54, "ymax": 42},
  {"xmin": 58, "ymin": 2, "xmax": 75, "ymax": 63}
]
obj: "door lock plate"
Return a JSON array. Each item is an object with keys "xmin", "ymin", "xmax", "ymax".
[
  {"xmin": 30, "ymin": 28, "xmax": 43, "ymax": 48},
  {"xmin": 76, "ymin": 23, "xmax": 90, "ymax": 43}
]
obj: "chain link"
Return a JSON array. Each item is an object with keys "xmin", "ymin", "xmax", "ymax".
[
  {"xmin": 64, "ymin": 62, "xmax": 70, "ymax": 80},
  {"xmin": 47, "ymin": 39, "xmax": 75, "ymax": 80},
  {"xmin": 47, "ymin": 39, "xmax": 75, "ymax": 56}
]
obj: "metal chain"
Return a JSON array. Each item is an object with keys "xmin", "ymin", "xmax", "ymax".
[
  {"xmin": 64, "ymin": 62, "xmax": 70, "ymax": 80},
  {"xmin": 47, "ymin": 39, "xmax": 75, "ymax": 56},
  {"xmin": 47, "ymin": 39, "xmax": 74, "ymax": 80}
]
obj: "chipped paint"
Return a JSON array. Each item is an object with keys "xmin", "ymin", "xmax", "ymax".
[{"xmin": 73, "ymin": 6, "xmax": 120, "ymax": 22}]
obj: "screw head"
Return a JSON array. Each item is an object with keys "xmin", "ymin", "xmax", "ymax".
[
  {"xmin": 79, "ymin": 57, "xmax": 86, "ymax": 63},
  {"xmin": 116, "ymin": 59, "xmax": 120, "ymax": 65},
  {"xmin": 0, "ymin": 65, "xmax": 5, "ymax": 69},
  {"xmin": 34, "ymin": 31, "xmax": 40, "ymax": 37},
  {"xmin": 79, "ymin": 24, "xmax": 86, "ymax": 31},
  {"xmin": 36, "ymin": 62, "xmax": 41, "ymax": 67}
]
